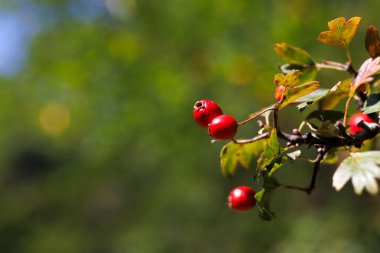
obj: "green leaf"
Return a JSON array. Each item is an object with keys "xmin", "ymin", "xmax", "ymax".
[
  {"xmin": 257, "ymin": 129, "xmax": 280, "ymax": 170},
  {"xmin": 364, "ymin": 101, "xmax": 380, "ymax": 114},
  {"xmin": 267, "ymin": 150, "xmax": 301, "ymax": 176},
  {"xmin": 298, "ymin": 79, "xmax": 352, "ymax": 111},
  {"xmin": 220, "ymin": 142, "xmax": 239, "ymax": 178},
  {"xmin": 364, "ymin": 93, "xmax": 380, "ymax": 107},
  {"xmin": 318, "ymin": 17, "xmax": 361, "ymax": 47},
  {"xmin": 274, "ymin": 43, "xmax": 314, "ymax": 66},
  {"xmin": 305, "ymin": 110, "xmax": 344, "ymax": 122},
  {"xmin": 274, "ymin": 70, "xmax": 302, "ymax": 88},
  {"xmin": 363, "ymin": 101, "xmax": 380, "ymax": 114},
  {"xmin": 320, "ymin": 78, "xmax": 352, "ymax": 110},
  {"xmin": 220, "ymin": 140, "xmax": 266, "ymax": 178},
  {"xmin": 255, "ymin": 189, "xmax": 277, "ymax": 221},
  {"xmin": 296, "ymin": 88, "xmax": 330, "ymax": 110},
  {"xmin": 267, "ymin": 156, "xmax": 288, "ymax": 177},
  {"xmin": 254, "ymin": 174, "xmax": 280, "ymax": 221},
  {"xmin": 365, "ymin": 26, "xmax": 380, "ymax": 58},
  {"xmin": 333, "ymin": 151, "xmax": 380, "ymax": 195},
  {"xmin": 239, "ymin": 141, "xmax": 266, "ymax": 168},
  {"xmin": 278, "ymin": 81, "xmax": 320, "ymax": 109}
]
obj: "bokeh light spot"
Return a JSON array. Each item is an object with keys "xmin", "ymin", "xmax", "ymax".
[{"xmin": 39, "ymin": 103, "xmax": 71, "ymax": 136}]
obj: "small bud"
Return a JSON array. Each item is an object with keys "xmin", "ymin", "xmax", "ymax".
[{"xmin": 292, "ymin": 128, "xmax": 301, "ymax": 135}]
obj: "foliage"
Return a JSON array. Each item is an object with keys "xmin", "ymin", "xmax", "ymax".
[
  {"xmin": 333, "ymin": 151, "xmax": 380, "ymax": 195},
  {"xmin": 198, "ymin": 16, "xmax": 380, "ymax": 221},
  {"xmin": 3, "ymin": 1, "xmax": 380, "ymax": 252}
]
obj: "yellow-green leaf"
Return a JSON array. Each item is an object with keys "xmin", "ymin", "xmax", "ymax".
[
  {"xmin": 319, "ymin": 78, "xmax": 352, "ymax": 110},
  {"xmin": 220, "ymin": 140, "xmax": 266, "ymax": 178},
  {"xmin": 274, "ymin": 70, "xmax": 302, "ymax": 88},
  {"xmin": 254, "ymin": 174, "xmax": 280, "ymax": 221},
  {"xmin": 364, "ymin": 101, "xmax": 380, "ymax": 114},
  {"xmin": 280, "ymin": 64, "xmax": 318, "ymax": 84},
  {"xmin": 274, "ymin": 43, "xmax": 314, "ymax": 66},
  {"xmin": 318, "ymin": 17, "xmax": 361, "ymax": 47},
  {"xmin": 278, "ymin": 81, "xmax": 320, "ymax": 109},
  {"xmin": 239, "ymin": 141, "xmax": 266, "ymax": 169},
  {"xmin": 257, "ymin": 129, "xmax": 280, "ymax": 170},
  {"xmin": 220, "ymin": 142, "xmax": 239, "ymax": 178}
]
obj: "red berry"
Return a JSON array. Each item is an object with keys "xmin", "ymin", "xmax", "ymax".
[
  {"xmin": 348, "ymin": 113, "xmax": 375, "ymax": 134},
  {"xmin": 228, "ymin": 186, "xmax": 256, "ymax": 211},
  {"xmin": 274, "ymin": 86, "xmax": 285, "ymax": 101},
  {"xmin": 208, "ymin": 115, "xmax": 238, "ymax": 140},
  {"xmin": 193, "ymin": 100, "xmax": 223, "ymax": 128}
]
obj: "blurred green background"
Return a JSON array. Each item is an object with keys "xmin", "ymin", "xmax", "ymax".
[{"xmin": 1, "ymin": 0, "xmax": 380, "ymax": 252}]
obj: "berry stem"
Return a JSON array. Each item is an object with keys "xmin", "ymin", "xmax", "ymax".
[
  {"xmin": 344, "ymin": 44, "xmax": 353, "ymax": 66},
  {"xmin": 343, "ymin": 95, "xmax": 353, "ymax": 127},
  {"xmin": 238, "ymin": 106, "xmax": 275, "ymax": 126},
  {"xmin": 232, "ymin": 132, "xmax": 270, "ymax": 144}
]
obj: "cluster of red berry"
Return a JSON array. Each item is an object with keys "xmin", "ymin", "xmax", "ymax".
[
  {"xmin": 193, "ymin": 92, "xmax": 376, "ymax": 212},
  {"xmin": 193, "ymin": 100, "xmax": 238, "ymax": 140},
  {"xmin": 193, "ymin": 99, "xmax": 256, "ymax": 211}
]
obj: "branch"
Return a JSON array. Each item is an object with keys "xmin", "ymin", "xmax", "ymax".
[
  {"xmin": 316, "ymin": 61, "xmax": 357, "ymax": 76},
  {"xmin": 305, "ymin": 148, "xmax": 326, "ymax": 194},
  {"xmin": 281, "ymin": 148, "xmax": 327, "ymax": 194}
]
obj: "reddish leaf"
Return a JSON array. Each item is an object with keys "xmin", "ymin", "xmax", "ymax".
[
  {"xmin": 350, "ymin": 57, "xmax": 380, "ymax": 96},
  {"xmin": 365, "ymin": 26, "xmax": 380, "ymax": 58}
]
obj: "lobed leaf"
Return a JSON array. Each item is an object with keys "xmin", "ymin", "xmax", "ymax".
[
  {"xmin": 333, "ymin": 151, "xmax": 380, "ymax": 195},
  {"xmin": 280, "ymin": 64, "xmax": 318, "ymax": 84},
  {"xmin": 278, "ymin": 81, "xmax": 320, "ymax": 109},
  {"xmin": 220, "ymin": 140, "xmax": 266, "ymax": 178},
  {"xmin": 318, "ymin": 17, "xmax": 361, "ymax": 48},
  {"xmin": 274, "ymin": 43, "xmax": 314, "ymax": 66},
  {"xmin": 274, "ymin": 70, "xmax": 302, "ymax": 88},
  {"xmin": 350, "ymin": 57, "xmax": 380, "ymax": 97}
]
